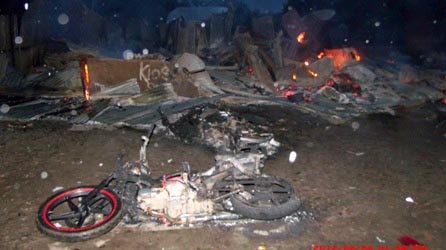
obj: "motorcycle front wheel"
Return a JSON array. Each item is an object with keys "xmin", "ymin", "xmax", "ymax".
[
  {"xmin": 230, "ymin": 176, "xmax": 301, "ymax": 220},
  {"xmin": 36, "ymin": 186, "xmax": 123, "ymax": 242}
]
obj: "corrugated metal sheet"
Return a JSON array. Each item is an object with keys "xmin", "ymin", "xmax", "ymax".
[
  {"xmin": 92, "ymin": 95, "xmax": 228, "ymax": 125},
  {"xmin": 92, "ymin": 104, "xmax": 159, "ymax": 124},
  {"xmin": 25, "ymin": 63, "xmax": 82, "ymax": 90},
  {"xmin": 0, "ymin": 94, "xmax": 228, "ymax": 127},
  {"xmin": 0, "ymin": 69, "xmax": 25, "ymax": 88},
  {"xmin": 2, "ymin": 99, "xmax": 60, "ymax": 119}
]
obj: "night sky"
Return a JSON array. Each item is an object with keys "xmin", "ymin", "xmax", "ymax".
[{"xmin": 1, "ymin": 0, "xmax": 445, "ymax": 58}]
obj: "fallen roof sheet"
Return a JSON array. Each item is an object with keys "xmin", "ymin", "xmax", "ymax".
[{"xmin": 92, "ymin": 94, "xmax": 229, "ymax": 125}]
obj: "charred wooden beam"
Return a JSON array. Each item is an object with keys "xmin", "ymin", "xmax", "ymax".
[{"xmin": 234, "ymin": 30, "xmax": 274, "ymax": 91}]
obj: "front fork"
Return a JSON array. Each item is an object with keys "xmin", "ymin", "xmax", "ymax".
[
  {"xmin": 80, "ymin": 174, "xmax": 116, "ymax": 208},
  {"xmin": 79, "ymin": 152, "xmax": 125, "ymax": 211}
]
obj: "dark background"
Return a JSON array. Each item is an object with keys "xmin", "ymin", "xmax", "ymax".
[{"xmin": 1, "ymin": 0, "xmax": 445, "ymax": 61}]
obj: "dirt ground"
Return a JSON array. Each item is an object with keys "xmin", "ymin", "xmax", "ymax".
[{"xmin": 0, "ymin": 105, "xmax": 445, "ymax": 250}]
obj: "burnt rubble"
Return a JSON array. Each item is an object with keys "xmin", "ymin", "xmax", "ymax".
[{"xmin": 1, "ymin": 1, "xmax": 446, "ymax": 129}]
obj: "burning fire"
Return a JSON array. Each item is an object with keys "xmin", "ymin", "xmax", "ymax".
[
  {"xmin": 304, "ymin": 60, "xmax": 310, "ymax": 66},
  {"xmin": 297, "ymin": 32, "xmax": 306, "ymax": 44},
  {"xmin": 307, "ymin": 69, "xmax": 318, "ymax": 77},
  {"xmin": 317, "ymin": 48, "xmax": 361, "ymax": 69},
  {"xmin": 292, "ymin": 73, "xmax": 297, "ymax": 81},
  {"xmin": 80, "ymin": 60, "xmax": 91, "ymax": 102}
]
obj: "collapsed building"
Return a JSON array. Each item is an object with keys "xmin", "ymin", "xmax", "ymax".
[{"xmin": 0, "ymin": 0, "xmax": 445, "ymax": 129}]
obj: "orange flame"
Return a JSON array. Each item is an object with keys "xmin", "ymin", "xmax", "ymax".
[
  {"xmin": 317, "ymin": 51, "xmax": 325, "ymax": 59},
  {"xmin": 352, "ymin": 51, "xmax": 361, "ymax": 61},
  {"xmin": 292, "ymin": 73, "xmax": 297, "ymax": 81},
  {"xmin": 297, "ymin": 32, "xmax": 306, "ymax": 44},
  {"xmin": 307, "ymin": 69, "xmax": 318, "ymax": 77},
  {"xmin": 323, "ymin": 48, "xmax": 361, "ymax": 69},
  {"xmin": 81, "ymin": 61, "xmax": 91, "ymax": 102}
]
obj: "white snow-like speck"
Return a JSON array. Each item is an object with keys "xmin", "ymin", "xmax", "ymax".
[
  {"xmin": 14, "ymin": 36, "xmax": 23, "ymax": 45},
  {"xmin": 57, "ymin": 13, "xmax": 69, "ymax": 25},
  {"xmin": 351, "ymin": 121, "xmax": 360, "ymax": 131},
  {"xmin": 123, "ymin": 49, "xmax": 134, "ymax": 60},
  {"xmin": 0, "ymin": 104, "xmax": 10, "ymax": 114},
  {"xmin": 405, "ymin": 197, "xmax": 414, "ymax": 203},
  {"xmin": 289, "ymin": 151, "xmax": 297, "ymax": 163},
  {"xmin": 40, "ymin": 171, "xmax": 48, "ymax": 179}
]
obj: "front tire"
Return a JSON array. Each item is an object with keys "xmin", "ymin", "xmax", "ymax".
[
  {"xmin": 231, "ymin": 176, "xmax": 301, "ymax": 220},
  {"xmin": 36, "ymin": 186, "xmax": 123, "ymax": 242}
]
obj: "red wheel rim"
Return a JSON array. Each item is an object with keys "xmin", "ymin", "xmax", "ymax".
[{"xmin": 41, "ymin": 187, "xmax": 119, "ymax": 232}]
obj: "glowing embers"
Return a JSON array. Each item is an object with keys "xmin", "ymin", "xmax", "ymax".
[
  {"xmin": 297, "ymin": 32, "xmax": 306, "ymax": 44},
  {"xmin": 275, "ymin": 83, "xmax": 313, "ymax": 103},
  {"xmin": 80, "ymin": 60, "xmax": 91, "ymax": 102},
  {"xmin": 326, "ymin": 73, "xmax": 362, "ymax": 96},
  {"xmin": 307, "ymin": 69, "xmax": 318, "ymax": 77},
  {"xmin": 247, "ymin": 66, "xmax": 254, "ymax": 75},
  {"xmin": 292, "ymin": 73, "xmax": 298, "ymax": 81}
]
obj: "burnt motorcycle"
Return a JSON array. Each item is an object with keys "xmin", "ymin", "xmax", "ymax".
[{"xmin": 36, "ymin": 126, "xmax": 301, "ymax": 242}]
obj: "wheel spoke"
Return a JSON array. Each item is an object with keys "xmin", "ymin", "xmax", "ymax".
[
  {"xmin": 66, "ymin": 199, "xmax": 79, "ymax": 212},
  {"xmin": 89, "ymin": 198, "xmax": 110, "ymax": 213},
  {"xmin": 76, "ymin": 213, "xmax": 88, "ymax": 227},
  {"xmin": 86, "ymin": 195, "xmax": 106, "ymax": 207},
  {"xmin": 48, "ymin": 211, "xmax": 80, "ymax": 221},
  {"xmin": 38, "ymin": 186, "xmax": 122, "ymax": 241}
]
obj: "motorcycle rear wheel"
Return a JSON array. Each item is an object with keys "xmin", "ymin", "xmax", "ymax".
[
  {"xmin": 230, "ymin": 176, "xmax": 301, "ymax": 220},
  {"xmin": 36, "ymin": 186, "xmax": 123, "ymax": 242}
]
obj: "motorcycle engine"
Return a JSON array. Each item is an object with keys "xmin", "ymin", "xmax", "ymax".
[{"xmin": 137, "ymin": 175, "xmax": 214, "ymax": 223}]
